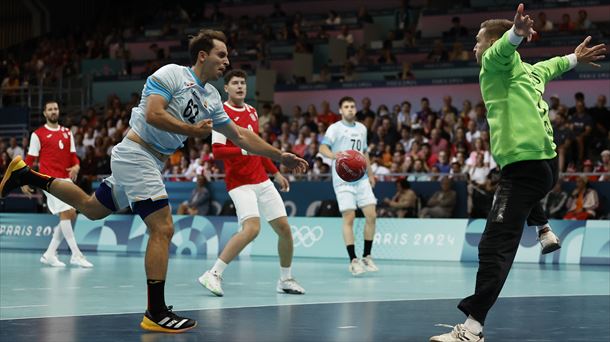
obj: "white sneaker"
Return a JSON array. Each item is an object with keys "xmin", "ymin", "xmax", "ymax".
[
  {"xmin": 361, "ymin": 255, "xmax": 379, "ymax": 272},
  {"xmin": 276, "ymin": 278, "xmax": 305, "ymax": 294},
  {"xmin": 198, "ymin": 270, "xmax": 224, "ymax": 297},
  {"xmin": 538, "ymin": 229, "xmax": 561, "ymax": 255},
  {"xmin": 40, "ymin": 252, "xmax": 66, "ymax": 267},
  {"xmin": 429, "ymin": 324, "xmax": 484, "ymax": 342},
  {"xmin": 70, "ymin": 254, "xmax": 93, "ymax": 268},
  {"xmin": 349, "ymin": 259, "xmax": 366, "ymax": 276}
]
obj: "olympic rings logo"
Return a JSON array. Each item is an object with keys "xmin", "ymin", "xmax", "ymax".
[{"xmin": 291, "ymin": 225, "xmax": 324, "ymax": 248}]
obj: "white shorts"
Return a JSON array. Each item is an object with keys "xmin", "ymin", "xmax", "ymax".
[
  {"xmin": 43, "ymin": 178, "xmax": 74, "ymax": 215},
  {"xmin": 334, "ymin": 179, "xmax": 377, "ymax": 212},
  {"xmin": 102, "ymin": 138, "xmax": 167, "ymax": 210},
  {"xmin": 228, "ymin": 179, "xmax": 287, "ymax": 225}
]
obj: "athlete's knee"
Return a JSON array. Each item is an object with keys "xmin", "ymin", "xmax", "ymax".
[
  {"xmin": 343, "ymin": 214, "xmax": 355, "ymax": 226},
  {"xmin": 276, "ymin": 223, "xmax": 292, "ymax": 239},
  {"xmin": 243, "ymin": 224, "xmax": 260, "ymax": 240},
  {"xmin": 155, "ymin": 223, "xmax": 174, "ymax": 240},
  {"xmin": 365, "ymin": 211, "xmax": 377, "ymax": 223},
  {"xmin": 80, "ymin": 196, "xmax": 110, "ymax": 220}
]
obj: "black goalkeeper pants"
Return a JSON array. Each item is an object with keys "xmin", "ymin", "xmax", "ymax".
[{"xmin": 458, "ymin": 157, "xmax": 558, "ymax": 324}]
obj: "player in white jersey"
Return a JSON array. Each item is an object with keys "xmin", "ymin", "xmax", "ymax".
[
  {"xmin": 0, "ymin": 29, "xmax": 308, "ymax": 333},
  {"xmin": 319, "ymin": 96, "xmax": 379, "ymax": 276}
]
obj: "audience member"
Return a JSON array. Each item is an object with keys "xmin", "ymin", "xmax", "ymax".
[{"xmin": 420, "ymin": 176, "xmax": 456, "ymax": 218}]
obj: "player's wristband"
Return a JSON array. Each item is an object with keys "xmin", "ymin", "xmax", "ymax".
[
  {"xmin": 241, "ymin": 149, "xmax": 248, "ymax": 155},
  {"xmin": 565, "ymin": 53, "xmax": 578, "ymax": 70},
  {"xmin": 508, "ymin": 26, "xmax": 524, "ymax": 46}
]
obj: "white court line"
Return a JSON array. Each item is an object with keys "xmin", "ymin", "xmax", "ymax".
[
  {"xmin": 119, "ymin": 285, "xmax": 134, "ymax": 288},
  {"xmin": 1, "ymin": 305, "xmax": 49, "ymax": 309},
  {"xmin": 11, "ymin": 288, "xmax": 26, "ymax": 291},
  {"xmin": 1, "ymin": 293, "xmax": 607, "ymax": 321},
  {"xmin": 338, "ymin": 326, "xmax": 357, "ymax": 329},
  {"xmin": 92, "ymin": 286, "xmax": 107, "ymax": 289}
]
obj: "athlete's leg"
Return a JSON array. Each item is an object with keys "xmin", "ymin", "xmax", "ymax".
[
  {"xmin": 360, "ymin": 204, "xmax": 378, "ymax": 271},
  {"xmin": 0, "ymin": 156, "xmax": 110, "ymax": 219},
  {"xmin": 219, "ymin": 217, "xmax": 261, "ymax": 263},
  {"xmin": 341, "ymin": 209, "xmax": 356, "ymax": 249},
  {"xmin": 269, "ymin": 216, "xmax": 293, "ymax": 268},
  {"xmin": 361, "ymin": 204, "xmax": 377, "ymax": 249},
  {"xmin": 143, "ymin": 205, "xmax": 173, "ymax": 281},
  {"xmin": 48, "ymin": 180, "xmax": 111, "ymax": 220}
]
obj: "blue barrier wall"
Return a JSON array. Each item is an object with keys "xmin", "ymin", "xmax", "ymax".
[
  {"xmin": 92, "ymin": 180, "xmax": 609, "ymax": 218},
  {"xmin": 1, "ymin": 213, "xmax": 608, "ymax": 265}
]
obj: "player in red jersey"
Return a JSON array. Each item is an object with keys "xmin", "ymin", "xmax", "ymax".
[
  {"xmin": 23, "ymin": 101, "xmax": 93, "ymax": 268},
  {"xmin": 198, "ymin": 69, "xmax": 305, "ymax": 296}
]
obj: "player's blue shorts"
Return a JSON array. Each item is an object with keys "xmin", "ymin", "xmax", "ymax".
[
  {"xmin": 333, "ymin": 179, "xmax": 377, "ymax": 212},
  {"xmin": 99, "ymin": 138, "xmax": 168, "ymax": 212}
]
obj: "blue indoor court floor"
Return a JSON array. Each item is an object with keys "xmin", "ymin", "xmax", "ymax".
[{"xmin": 0, "ymin": 249, "xmax": 609, "ymax": 341}]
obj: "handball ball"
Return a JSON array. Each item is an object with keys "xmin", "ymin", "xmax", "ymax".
[{"xmin": 335, "ymin": 150, "xmax": 367, "ymax": 182}]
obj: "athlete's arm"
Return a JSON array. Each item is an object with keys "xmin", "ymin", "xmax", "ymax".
[
  {"xmin": 319, "ymin": 144, "xmax": 335, "ymax": 159},
  {"xmin": 262, "ymin": 157, "xmax": 279, "ymax": 174},
  {"xmin": 212, "ymin": 143, "xmax": 247, "ymax": 159},
  {"xmin": 145, "ymin": 94, "xmax": 213, "ymax": 138},
  {"xmin": 482, "ymin": 4, "xmax": 534, "ymax": 71},
  {"xmin": 215, "ymin": 121, "xmax": 308, "ymax": 172},
  {"xmin": 365, "ymin": 153, "xmax": 376, "ymax": 188}
]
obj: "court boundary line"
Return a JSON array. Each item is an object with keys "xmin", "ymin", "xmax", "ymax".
[{"xmin": 1, "ymin": 293, "xmax": 608, "ymax": 321}]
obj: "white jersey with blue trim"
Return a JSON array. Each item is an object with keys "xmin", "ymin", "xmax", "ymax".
[
  {"xmin": 129, "ymin": 64, "xmax": 231, "ymax": 154},
  {"xmin": 321, "ymin": 120, "xmax": 369, "ymax": 187}
]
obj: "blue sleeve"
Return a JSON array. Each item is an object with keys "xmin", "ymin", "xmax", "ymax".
[
  {"xmin": 211, "ymin": 93, "xmax": 231, "ymax": 126},
  {"xmin": 321, "ymin": 125, "xmax": 334, "ymax": 147},
  {"xmin": 143, "ymin": 64, "xmax": 180, "ymax": 102}
]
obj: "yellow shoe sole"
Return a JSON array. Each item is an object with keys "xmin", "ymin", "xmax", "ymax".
[
  {"xmin": 140, "ymin": 315, "xmax": 197, "ymax": 333},
  {"xmin": 0, "ymin": 155, "xmax": 27, "ymax": 198}
]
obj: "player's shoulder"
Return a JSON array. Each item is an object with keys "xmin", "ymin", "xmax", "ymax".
[
  {"xmin": 155, "ymin": 63, "xmax": 185, "ymax": 75},
  {"xmin": 204, "ymin": 83, "xmax": 222, "ymax": 100},
  {"xmin": 354, "ymin": 121, "xmax": 366, "ymax": 130},
  {"xmin": 244, "ymin": 103, "xmax": 257, "ymax": 113},
  {"xmin": 327, "ymin": 121, "xmax": 341, "ymax": 130},
  {"xmin": 33, "ymin": 126, "xmax": 46, "ymax": 135}
]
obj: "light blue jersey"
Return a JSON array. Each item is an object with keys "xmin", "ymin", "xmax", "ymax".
[
  {"xmin": 129, "ymin": 64, "xmax": 231, "ymax": 154},
  {"xmin": 321, "ymin": 120, "xmax": 369, "ymax": 187}
]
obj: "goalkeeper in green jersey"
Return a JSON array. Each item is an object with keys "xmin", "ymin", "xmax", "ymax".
[{"xmin": 430, "ymin": 3, "xmax": 606, "ymax": 342}]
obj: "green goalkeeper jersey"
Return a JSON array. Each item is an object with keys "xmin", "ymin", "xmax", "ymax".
[{"xmin": 480, "ymin": 29, "xmax": 576, "ymax": 168}]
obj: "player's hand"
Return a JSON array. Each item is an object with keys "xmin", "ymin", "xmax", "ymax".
[
  {"xmin": 280, "ymin": 153, "xmax": 309, "ymax": 174},
  {"xmin": 274, "ymin": 172, "xmax": 290, "ymax": 192},
  {"xmin": 574, "ymin": 36, "xmax": 606, "ymax": 68},
  {"xmin": 66, "ymin": 165, "xmax": 80, "ymax": 181},
  {"xmin": 513, "ymin": 3, "xmax": 536, "ymax": 42},
  {"xmin": 20, "ymin": 185, "xmax": 34, "ymax": 198},
  {"xmin": 193, "ymin": 119, "xmax": 213, "ymax": 138}
]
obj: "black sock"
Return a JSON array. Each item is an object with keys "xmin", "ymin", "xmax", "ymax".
[
  {"xmin": 363, "ymin": 240, "xmax": 373, "ymax": 257},
  {"xmin": 22, "ymin": 169, "xmax": 55, "ymax": 191},
  {"xmin": 346, "ymin": 244, "xmax": 356, "ymax": 261},
  {"xmin": 147, "ymin": 279, "xmax": 167, "ymax": 316}
]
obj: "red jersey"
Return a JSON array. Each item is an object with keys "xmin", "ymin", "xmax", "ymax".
[
  {"xmin": 212, "ymin": 102, "xmax": 279, "ymax": 191},
  {"xmin": 25, "ymin": 124, "xmax": 79, "ymax": 178}
]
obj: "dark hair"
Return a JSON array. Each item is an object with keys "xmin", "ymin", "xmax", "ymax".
[
  {"xmin": 43, "ymin": 100, "xmax": 58, "ymax": 111},
  {"xmin": 339, "ymin": 96, "xmax": 356, "ymax": 107},
  {"xmin": 421, "ymin": 97, "xmax": 429, "ymax": 103},
  {"xmin": 224, "ymin": 69, "xmax": 247, "ymax": 84},
  {"xmin": 188, "ymin": 29, "xmax": 227, "ymax": 65},
  {"xmin": 480, "ymin": 19, "xmax": 513, "ymax": 40}
]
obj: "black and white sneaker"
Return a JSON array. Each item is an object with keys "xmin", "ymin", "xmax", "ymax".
[{"xmin": 140, "ymin": 306, "xmax": 197, "ymax": 333}]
